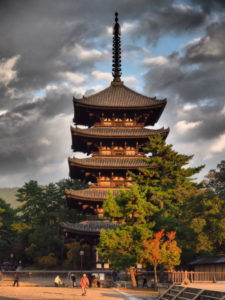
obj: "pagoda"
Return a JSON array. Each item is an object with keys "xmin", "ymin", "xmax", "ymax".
[{"xmin": 62, "ymin": 13, "xmax": 169, "ymax": 268}]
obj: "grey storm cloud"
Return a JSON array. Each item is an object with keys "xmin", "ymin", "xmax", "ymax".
[
  {"xmin": 132, "ymin": 4, "xmax": 206, "ymax": 44},
  {"xmin": 190, "ymin": 0, "xmax": 225, "ymax": 13},
  {"xmin": 0, "ymin": 0, "xmax": 224, "ymax": 187},
  {"xmin": 185, "ymin": 22, "xmax": 225, "ymax": 63},
  {"xmin": 143, "ymin": 17, "xmax": 225, "ymax": 153}
]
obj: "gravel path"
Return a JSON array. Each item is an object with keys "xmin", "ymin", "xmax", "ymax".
[{"xmin": 0, "ymin": 286, "xmax": 157, "ymax": 300}]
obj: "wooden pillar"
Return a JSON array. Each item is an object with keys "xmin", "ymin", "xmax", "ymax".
[
  {"xmin": 136, "ymin": 141, "xmax": 139, "ymax": 154},
  {"xmin": 111, "ymin": 171, "xmax": 114, "ymax": 187},
  {"xmin": 111, "ymin": 141, "xmax": 114, "ymax": 155}
]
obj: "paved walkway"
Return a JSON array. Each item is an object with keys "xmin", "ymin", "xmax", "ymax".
[
  {"xmin": 183, "ymin": 283, "xmax": 225, "ymax": 292},
  {"xmin": 1, "ymin": 283, "xmax": 224, "ymax": 300},
  {"xmin": 0, "ymin": 286, "xmax": 157, "ymax": 300}
]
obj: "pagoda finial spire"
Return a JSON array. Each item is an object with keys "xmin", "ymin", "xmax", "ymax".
[{"xmin": 112, "ymin": 12, "xmax": 122, "ymax": 82}]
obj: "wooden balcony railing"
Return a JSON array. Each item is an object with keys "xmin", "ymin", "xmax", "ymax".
[
  {"xmin": 91, "ymin": 181, "xmax": 132, "ymax": 188},
  {"xmin": 92, "ymin": 149, "xmax": 144, "ymax": 157},
  {"xmin": 95, "ymin": 121, "xmax": 144, "ymax": 127}
]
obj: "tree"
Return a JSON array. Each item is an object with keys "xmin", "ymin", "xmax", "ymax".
[
  {"xmin": 38, "ymin": 253, "xmax": 58, "ymax": 269},
  {"xmin": 180, "ymin": 161, "xmax": 225, "ymax": 256},
  {"xmin": 141, "ymin": 230, "xmax": 165, "ymax": 285},
  {"xmin": 141, "ymin": 230, "xmax": 181, "ymax": 285},
  {"xmin": 99, "ymin": 136, "xmax": 202, "ymax": 280},
  {"xmin": 161, "ymin": 231, "xmax": 181, "ymax": 271},
  {"xmin": 132, "ymin": 136, "xmax": 204, "ymax": 221},
  {"xmin": 206, "ymin": 160, "xmax": 225, "ymax": 198},
  {"xmin": 98, "ymin": 185, "xmax": 154, "ymax": 287},
  {"xmin": 0, "ymin": 198, "xmax": 16, "ymax": 263},
  {"xmin": 204, "ymin": 161, "xmax": 225, "ymax": 252},
  {"xmin": 13, "ymin": 178, "xmax": 87, "ymax": 267}
]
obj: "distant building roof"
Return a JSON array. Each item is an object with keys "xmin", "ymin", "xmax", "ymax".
[
  {"xmin": 189, "ymin": 255, "xmax": 225, "ymax": 265},
  {"xmin": 71, "ymin": 127, "xmax": 169, "ymax": 139},
  {"xmin": 74, "ymin": 83, "xmax": 166, "ymax": 109},
  {"xmin": 69, "ymin": 156, "xmax": 148, "ymax": 169}
]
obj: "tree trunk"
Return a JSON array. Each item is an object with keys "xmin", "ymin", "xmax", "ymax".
[
  {"xmin": 129, "ymin": 266, "xmax": 137, "ymax": 288},
  {"xmin": 154, "ymin": 265, "xmax": 158, "ymax": 288}
]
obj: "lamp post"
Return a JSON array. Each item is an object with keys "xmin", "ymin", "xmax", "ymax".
[{"xmin": 80, "ymin": 250, "xmax": 84, "ymax": 270}]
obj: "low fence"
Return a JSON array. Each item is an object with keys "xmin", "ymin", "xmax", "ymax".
[
  {"xmin": 1, "ymin": 270, "xmax": 225, "ymax": 286},
  {"xmin": 0, "ymin": 270, "xmax": 129, "ymax": 287},
  {"xmin": 168, "ymin": 271, "xmax": 225, "ymax": 284}
]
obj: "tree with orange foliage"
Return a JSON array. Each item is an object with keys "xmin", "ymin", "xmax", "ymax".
[
  {"xmin": 161, "ymin": 231, "xmax": 181, "ymax": 272},
  {"xmin": 142, "ymin": 229, "xmax": 181, "ymax": 285}
]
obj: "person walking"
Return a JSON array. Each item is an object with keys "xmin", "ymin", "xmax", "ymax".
[
  {"xmin": 80, "ymin": 274, "xmax": 89, "ymax": 296},
  {"xmin": 71, "ymin": 273, "xmax": 76, "ymax": 288},
  {"xmin": 12, "ymin": 272, "xmax": 19, "ymax": 287}
]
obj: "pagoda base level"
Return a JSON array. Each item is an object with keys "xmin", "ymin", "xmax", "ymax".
[{"xmin": 61, "ymin": 220, "xmax": 117, "ymax": 269}]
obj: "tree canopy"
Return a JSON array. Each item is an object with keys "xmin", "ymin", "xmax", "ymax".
[
  {"xmin": 98, "ymin": 136, "xmax": 203, "ymax": 283},
  {"xmin": 0, "ymin": 198, "xmax": 16, "ymax": 263},
  {"xmin": 11, "ymin": 178, "xmax": 86, "ymax": 268}
]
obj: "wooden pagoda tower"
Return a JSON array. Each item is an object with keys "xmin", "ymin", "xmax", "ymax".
[{"xmin": 62, "ymin": 13, "xmax": 169, "ymax": 268}]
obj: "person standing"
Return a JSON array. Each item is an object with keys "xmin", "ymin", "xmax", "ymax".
[
  {"xmin": 142, "ymin": 275, "xmax": 147, "ymax": 288},
  {"xmin": 71, "ymin": 273, "xmax": 76, "ymax": 287},
  {"xmin": 12, "ymin": 272, "xmax": 19, "ymax": 287},
  {"xmin": 80, "ymin": 274, "xmax": 89, "ymax": 296},
  {"xmin": 96, "ymin": 275, "xmax": 100, "ymax": 288}
]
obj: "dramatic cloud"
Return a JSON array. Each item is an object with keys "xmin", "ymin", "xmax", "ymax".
[
  {"xmin": 0, "ymin": 55, "xmax": 20, "ymax": 87},
  {"xmin": 0, "ymin": 0, "xmax": 224, "ymax": 187},
  {"xmin": 143, "ymin": 17, "xmax": 225, "ymax": 178}
]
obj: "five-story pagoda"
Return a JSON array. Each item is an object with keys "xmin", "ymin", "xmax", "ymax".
[{"xmin": 62, "ymin": 13, "xmax": 169, "ymax": 268}]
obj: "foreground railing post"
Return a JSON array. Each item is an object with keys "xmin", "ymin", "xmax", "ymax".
[{"xmin": 181, "ymin": 270, "xmax": 190, "ymax": 285}]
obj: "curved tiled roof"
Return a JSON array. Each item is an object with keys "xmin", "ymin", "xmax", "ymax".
[
  {"xmin": 74, "ymin": 83, "xmax": 166, "ymax": 108},
  {"xmin": 65, "ymin": 188, "xmax": 121, "ymax": 201},
  {"xmin": 62, "ymin": 220, "xmax": 118, "ymax": 234},
  {"xmin": 69, "ymin": 157, "xmax": 147, "ymax": 169},
  {"xmin": 189, "ymin": 255, "xmax": 225, "ymax": 265},
  {"xmin": 72, "ymin": 126, "xmax": 169, "ymax": 138}
]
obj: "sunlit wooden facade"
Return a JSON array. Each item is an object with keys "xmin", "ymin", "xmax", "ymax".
[{"xmin": 65, "ymin": 82, "xmax": 168, "ymax": 215}]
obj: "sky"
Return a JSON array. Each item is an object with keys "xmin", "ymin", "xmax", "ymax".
[{"xmin": 0, "ymin": 0, "xmax": 225, "ymax": 187}]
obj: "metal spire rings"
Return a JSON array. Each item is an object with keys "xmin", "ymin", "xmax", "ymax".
[{"xmin": 112, "ymin": 12, "xmax": 122, "ymax": 82}]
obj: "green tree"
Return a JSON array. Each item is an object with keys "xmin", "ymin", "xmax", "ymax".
[
  {"xmin": 180, "ymin": 161, "xmax": 225, "ymax": 256},
  {"xmin": 0, "ymin": 198, "xmax": 16, "ymax": 263},
  {"xmin": 133, "ymin": 136, "xmax": 204, "ymax": 221},
  {"xmin": 98, "ymin": 185, "xmax": 154, "ymax": 287},
  {"xmin": 14, "ymin": 178, "xmax": 86, "ymax": 267},
  {"xmin": 206, "ymin": 160, "xmax": 225, "ymax": 198},
  {"xmin": 98, "ymin": 136, "xmax": 203, "ymax": 280}
]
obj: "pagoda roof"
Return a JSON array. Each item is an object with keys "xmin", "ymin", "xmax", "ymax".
[
  {"xmin": 189, "ymin": 255, "xmax": 225, "ymax": 266},
  {"xmin": 74, "ymin": 83, "xmax": 166, "ymax": 109},
  {"xmin": 71, "ymin": 126, "xmax": 169, "ymax": 139},
  {"xmin": 65, "ymin": 188, "xmax": 121, "ymax": 202},
  {"xmin": 69, "ymin": 156, "xmax": 148, "ymax": 169},
  {"xmin": 62, "ymin": 220, "xmax": 117, "ymax": 235}
]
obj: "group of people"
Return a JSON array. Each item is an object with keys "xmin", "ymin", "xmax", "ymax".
[
  {"xmin": 12, "ymin": 272, "xmax": 90, "ymax": 295},
  {"xmin": 54, "ymin": 273, "xmax": 90, "ymax": 296},
  {"xmin": 12, "ymin": 271, "xmax": 148, "ymax": 294}
]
